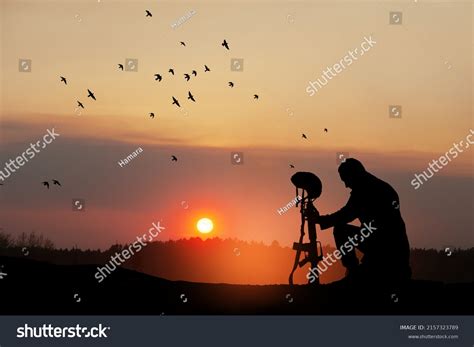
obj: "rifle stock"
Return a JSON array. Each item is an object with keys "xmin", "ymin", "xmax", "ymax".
[
  {"xmin": 289, "ymin": 197, "xmax": 323, "ymax": 285},
  {"xmin": 289, "ymin": 172, "xmax": 324, "ymax": 285}
]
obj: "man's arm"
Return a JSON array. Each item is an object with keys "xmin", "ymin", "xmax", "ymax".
[{"xmin": 318, "ymin": 195, "xmax": 357, "ymax": 230}]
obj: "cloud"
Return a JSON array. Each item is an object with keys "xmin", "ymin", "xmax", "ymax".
[{"xmin": 0, "ymin": 135, "xmax": 472, "ymax": 249}]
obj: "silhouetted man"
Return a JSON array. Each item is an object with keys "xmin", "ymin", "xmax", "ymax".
[{"xmin": 311, "ymin": 159, "xmax": 411, "ymax": 285}]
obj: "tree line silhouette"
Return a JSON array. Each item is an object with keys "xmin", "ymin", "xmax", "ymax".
[{"xmin": 0, "ymin": 231, "xmax": 472, "ymax": 284}]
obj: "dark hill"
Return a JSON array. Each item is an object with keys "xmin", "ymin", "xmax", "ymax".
[{"xmin": 1, "ymin": 256, "xmax": 473, "ymax": 315}]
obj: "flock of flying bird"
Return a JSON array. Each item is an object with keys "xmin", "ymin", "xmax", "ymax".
[
  {"xmin": 145, "ymin": 10, "xmax": 326, "ymax": 151},
  {"xmin": 28, "ymin": 9, "xmax": 331, "ymax": 188},
  {"xmin": 59, "ymin": 77, "xmax": 97, "ymax": 111},
  {"xmin": 117, "ymin": 37, "xmax": 258, "ymax": 111},
  {"xmin": 59, "ymin": 76, "xmax": 96, "ymax": 111},
  {"xmin": 53, "ymin": 15, "xmax": 254, "ymax": 174},
  {"xmin": 42, "ymin": 180, "xmax": 61, "ymax": 189}
]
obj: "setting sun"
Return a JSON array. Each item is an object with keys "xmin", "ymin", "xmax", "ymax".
[{"xmin": 197, "ymin": 218, "xmax": 214, "ymax": 234}]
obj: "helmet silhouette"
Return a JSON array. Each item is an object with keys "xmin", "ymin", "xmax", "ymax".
[{"xmin": 290, "ymin": 171, "xmax": 322, "ymax": 199}]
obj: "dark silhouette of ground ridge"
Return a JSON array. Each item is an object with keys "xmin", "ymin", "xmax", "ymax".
[{"xmin": 1, "ymin": 256, "xmax": 472, "ymax": 315}]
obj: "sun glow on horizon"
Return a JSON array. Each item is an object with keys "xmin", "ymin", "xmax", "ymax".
[{"xmin": 197, "ymin": 218, "xmax": 214, "ymax": 234}]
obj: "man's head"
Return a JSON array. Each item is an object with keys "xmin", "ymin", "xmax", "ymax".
[{"xmin": 338, "ymin": 158, "xmax": 367, "ymax": 189}]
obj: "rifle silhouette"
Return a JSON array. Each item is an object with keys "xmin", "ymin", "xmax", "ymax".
[{"xmin": 289, "ymin": 172, "xmax": 324, "ymax": 285}]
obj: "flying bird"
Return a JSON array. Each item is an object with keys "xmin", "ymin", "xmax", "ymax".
[
  {"xmin": 53, "ymin": 180, "xmax": 61, "ymax": 186},
  {"xmin": 228, "ymin": 82, "xmax": 234, "ymax": 88},
  {"xmin": 180, "ymin": 41, "xmax": 186, "ymax": 47},
  {"xmin": 60, "ymin": 76, "xmax": 67, "ymax": 85},
  {"xmin": 289, "ymin": 164, "xmax": 295, "ymax": 168},
  {"xmin": 154, "ymin": 74, "xmax": 162, "ymax": 82},
  {"xmin": 204, "ymin": 65, "xmax": 210, "ymax": 72},
  {"xmin": 184, "ymin": 73, "xmax": 190, "ymax": 81},
  {"xmin": 149, "ymin": 112, "xmax": 155, "ymax": 119},
  {"xmin": 187, "ymin": 91, "xmax": 195, "ymax": 102},
  {"xmin": 192, "ymin": 70, "xmax": 197, "ymax": 76},
  {"xmin": 87, "ymin": 89, "xmax": 96, "ymax": 100},
  {"xmin": 254, "ymin": 94, "xmax": 259, "ymax": 99},
  {"xmin": 222, "ymin": 39, "xmax": 230, "ymax": 50},
  {"xmin": 324, "ymin": 128, "xmax": 328, "ymax": 133},
  {"xmin": 42, "ymin": 181, "xmax": 50, "ymax": 189},
  {"xmin": 172, "ymin": 96, "xmax": 180, "ymax": 107},
  {"xmin": 302, "ymin": 134, "xmax": 307, "ymax": 139},
  {"xmin": 169, "ymin": 68, "xmax": 174, "ymax": 75},
  {"xmin": 118, "ymin": 64, "xmax": 124, "ymax": 70},
  {"xmin": 171, "ymin": 155, "xmax": 178, "ymax": 162},
  {"xmin": 145, "ymin": 10, "xmax": 152, "ymax": 17},
  {"xmin": 77, "ymin": 101, "xmax": 84, "ymax": 109}
]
